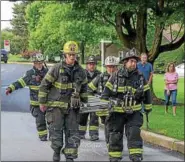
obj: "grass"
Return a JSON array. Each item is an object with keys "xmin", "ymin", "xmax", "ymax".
[
  {"xmin": 150, "ymin": 75, "xmax": 184, "ymax": 140},
  {"xmin": 154, "ymin": 45, "xmax": 184, "ymax": 71},
  {"xmin": 153, "ymin": 74, "xmax": 184, "ymax": 104},
  {"xmin": 142, "ymin": 105, "xmax": 184, "ymax": 140},
  {"xmin": 7, "ymin": 54, "xmax": 29, "ymax": 62}
]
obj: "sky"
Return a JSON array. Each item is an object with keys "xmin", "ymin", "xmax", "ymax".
[{"xmin": 1, "ymin": 1, "xmax": 16, "ymax": 30}]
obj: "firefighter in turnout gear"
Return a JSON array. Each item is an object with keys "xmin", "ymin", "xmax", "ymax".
[
  {"xmin": 5, "ymin": 53, "xmax": 48, "ymax": 141},
  {"xmin": 101, "ymin": 48, "xmax": 152, "ymax": 162},
  {"xmin": 88, "ymin": 56, "xmax": 118, "ymax": 144},
  {"xmin": 38, "ymin": 41, "xmax": 88, "ymax": 162},
  {"xmin": 79, "ymin": 55, "xmax": 101, "ymax": 141}
]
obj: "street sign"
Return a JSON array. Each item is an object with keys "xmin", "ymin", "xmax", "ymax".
[{"xmin": 4, "ymin": 40, "xmax": 10, "ymax": 52}]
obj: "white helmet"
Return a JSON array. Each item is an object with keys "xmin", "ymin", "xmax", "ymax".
[
  {"xmin": 105, "ymin": 56, "xmax": 118, "ymax": 66},
  {"xmin": 31, "ymin": 53, "xmax": 44, "ymax": 62}
]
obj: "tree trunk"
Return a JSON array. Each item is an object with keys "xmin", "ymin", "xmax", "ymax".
[
  {"xmin": 136, "ymin": 4, "xmax": 147, "ymax": 53},
  {"xmin": 80, "ymin": 40, "xmax": 85, "ymax": 64},
  {"xmin": 115, "ymin": 12, "xmax": 136, "ymax": 48},
  {"xmin": 113, "ymin": 0, "xmax": 183, "ymax": 105},
  {"xmin": 148, "ymin": 0, "xmax": 164, "ymax": 63}
]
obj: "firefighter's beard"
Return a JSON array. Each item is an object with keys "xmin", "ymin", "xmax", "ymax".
[
  {"xmin": 37, "ymin": 67, "xmax": 43, "ymax": 71},
  {"xmin": 125, "ymin": 65, "xmax": 136, "ymax": 72},
  {"xmin": 127, "ymin": 67, "xmax": 135, "ymax": 72}
]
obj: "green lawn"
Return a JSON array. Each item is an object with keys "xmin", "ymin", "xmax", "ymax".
[
  {"xmin": 7, "ymin": 54, "xmax": 29, "ymax": 62},
  {"xmin": 153, "ymin": 74, "xmax": 184, "ymax": 104},
  {"xmin": 142, "ymin": 105, "xmax": 184, "ymax": 140},
  {"xmin": 144, "ymin": 74, "xmax": 184, "ymax": 140}
]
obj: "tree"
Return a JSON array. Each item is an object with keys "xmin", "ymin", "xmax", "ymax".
[
  {"xmin": 11, "ymin": 1, "xmax": 32, "ymax": 53},
  {"xmin": 59, "ymin": 0, "xmax": 184, "ymax": 103},
  {"xmin": 60, "ymin": 0, "xmax": 184, "ymax": 63},
  {"xmin": 1, "ymin": 30, "xmax": 23, "ymax": 54},
  {"xmin": 25, "ymin": 2, "xmax": 118, "ymax": 63}
]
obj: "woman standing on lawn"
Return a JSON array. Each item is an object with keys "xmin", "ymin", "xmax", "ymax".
[{"xmin": 164, "ymin": 62, "xmax": 179, "ymax": 116}]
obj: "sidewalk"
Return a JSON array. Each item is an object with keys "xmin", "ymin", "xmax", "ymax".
[{"xmin": 5, "ymin": 61, "xmax": 185, "ymax": 155}]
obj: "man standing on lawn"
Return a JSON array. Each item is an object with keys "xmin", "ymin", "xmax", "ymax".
[
  {"xmin": 137, "ymin": 53, "xmax": 153, "ymax": 85},
  {"xmin": 137, "ymin": 53, "xmax": 153, "ymax": 112}
]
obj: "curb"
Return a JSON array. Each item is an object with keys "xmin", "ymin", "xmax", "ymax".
[
  {"xmin": 5, "ymin": 61, "xmax": 55, "ymax": 67},
  {"xmin": 141, "ymin": 130, "xmax": 184, "ymax": 154},
  {"xmin": 99, "ymin": 123, "xmax": 184, "ymax": 154}
]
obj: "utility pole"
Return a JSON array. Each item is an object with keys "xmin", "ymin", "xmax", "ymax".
[{"xmin": 100, "ymin": 39, "xmax": 112, "ymax": 73}]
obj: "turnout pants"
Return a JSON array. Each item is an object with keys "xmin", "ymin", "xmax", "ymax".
[
  {"xmin": 30, "ymin": 106, "xmax": 47, "ymax": 139},
  {"xmin": 46, "ymin": 107, "xmax": 80, "ymax": 159},
  {"xmin": 79, "ymin": 112, "xmax": 99, "ymax": 137},
  {"xmin": 106, "ymin": 111, "xmax": 143, "ymax": 161}
]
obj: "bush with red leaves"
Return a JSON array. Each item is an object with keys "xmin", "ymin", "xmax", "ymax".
[{"xmin": 21, "ymin": 50, "xmax": 40, "ymax": 59}]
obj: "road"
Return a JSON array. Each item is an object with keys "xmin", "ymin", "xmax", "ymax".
[{"xmin": 1, "ymin": 64, "xmax": 184, "ymax": 161}]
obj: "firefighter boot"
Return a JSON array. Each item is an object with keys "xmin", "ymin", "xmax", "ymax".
[
  {"xmin": 66, "ymin": 158, "xmax": 74, "ymax": 162},
  {"xmin": 110, "ymin": 158, "xmax": 121, "ymax": 162},
  {"xmin": 80, "ymin": 135, "xmax": 85, "ymax": 139},
  {"xmin": 40, "ymin": 135, "xmax": 47, "ymax": 141},
  {"xmin": 53, "ymin": 151, "xmax": 60, "ymax": 162},
  {"xmin": 90, "ymin": 135, "xmax": 99, "ymax": 141},
  {"xmin": 131, "ymin": 156, "xmax": 142, "ymax": 162}
]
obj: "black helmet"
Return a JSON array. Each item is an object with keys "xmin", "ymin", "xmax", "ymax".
[
  {"xmin": 86, "ymin": 55, "xmax": 96, "ymax": 64},
  {"xmin": 119, "ymin": 48, "xmax": 140, "ymax": 63}
]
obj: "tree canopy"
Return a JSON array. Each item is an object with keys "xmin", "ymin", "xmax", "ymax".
[
  {"xmin": 59, "ymin": 0, "xmax": 184, "ymax": 63},
  {"xmin": 26, "ymin": 1, "xmax": 118, "ymax": 61}
]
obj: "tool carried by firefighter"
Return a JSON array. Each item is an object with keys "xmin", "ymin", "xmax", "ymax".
[
  {"xmin": 70, "ymin": 88, "xmax": 81, "ymax": 109},
  {"xmin": 70, "ymin": 78, "xmax": 82, "ymax": 109},
  {"xmin": 80, "ymin": 95, "xmax": 108, "ymax": 113}
]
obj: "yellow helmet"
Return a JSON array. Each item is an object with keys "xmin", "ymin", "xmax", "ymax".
[{"xmin": 63, "ymin": 41, "xmax": 79, "ymax": 54}]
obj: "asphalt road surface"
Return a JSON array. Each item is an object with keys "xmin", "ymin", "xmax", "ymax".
[{"xmin": 1, "ymin": 64, "xmax": 184, "ymax": 161}]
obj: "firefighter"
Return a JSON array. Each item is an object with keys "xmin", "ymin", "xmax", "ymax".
[
  {"xmin": 88, "ymin": 56, "xmax": 118, "ymax": 144},
  {"xmin": 79, "ymin": 55, "xmax": 101, "ymax": 141},
  {"xmin": 5, "ymin": 53, "xmax": 48, "ymax": 141},
  {"xmin": 38, "ymin": 41, "xmax": 88, "ymax": 162},
  {"xmin": 101, "ymin": 48, "xmax": 152, "ymax": 162}
]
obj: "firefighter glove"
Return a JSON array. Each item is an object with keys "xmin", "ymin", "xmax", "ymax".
[
  {"xmin": 35, "ymin": 75, "xmax": 42, "ymax": 82},
  {"xmin": 5, "ymin": 87, "xmax": 12, "ymax": 95},
  {"xmin": 40, "ymin": 104, "xmax": 47, "ymax": 112},
  {"xmin": 135, "ymin": 87, "xmax": 144, "ymax": 100}
]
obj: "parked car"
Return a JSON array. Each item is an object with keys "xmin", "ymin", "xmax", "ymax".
[
  {"xmin": 1, "ymin": 49, "xmax": 8, "ymax": 63},
  {"xmin": 175, "ymin": 63, "xmax": 184, "ymax": 77}
]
